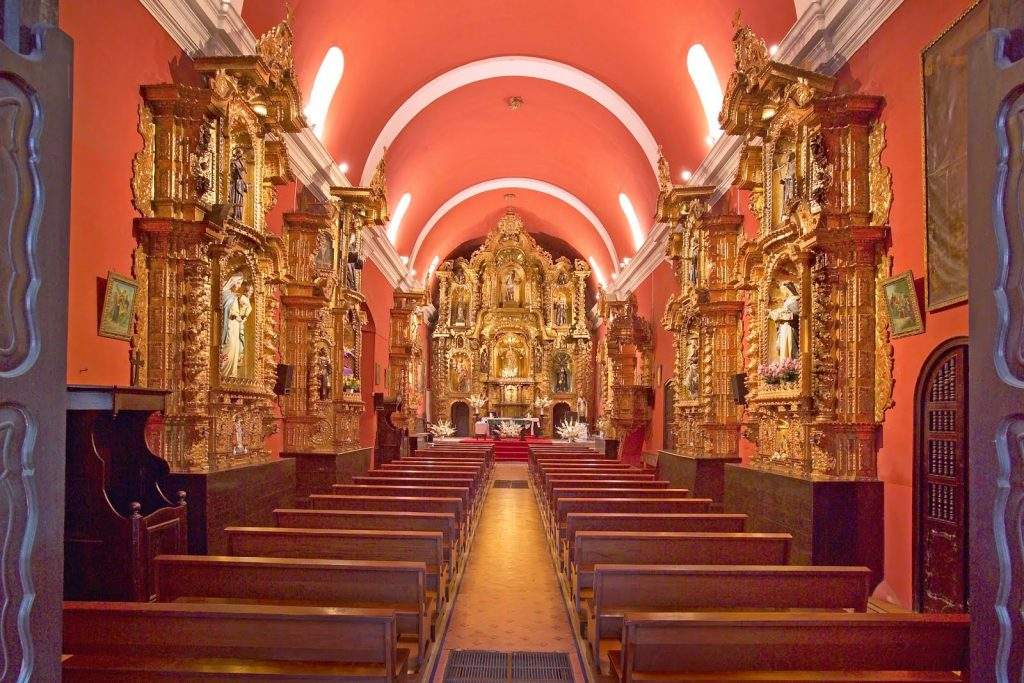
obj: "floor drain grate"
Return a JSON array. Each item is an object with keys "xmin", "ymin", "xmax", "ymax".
[
  {"xmin": 493, "ymin": 480, "xmax": 529, "ymax": 489},
  {"xmin": 444, "ymin": 651, "xmax": 572, "ymax": 683}
]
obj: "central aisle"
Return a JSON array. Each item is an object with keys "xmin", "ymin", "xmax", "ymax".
[{"xmin": 434, "ymin": 463, "xmax": 584, "ymax": 680}]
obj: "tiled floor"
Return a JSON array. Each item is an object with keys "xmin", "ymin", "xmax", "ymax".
[{"xmin": 433, "ymin": 463, "xmax": 585, "ymax": 682}]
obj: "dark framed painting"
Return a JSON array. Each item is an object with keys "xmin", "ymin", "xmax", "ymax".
[
  {"xmin": 98, "ymin": 271, "xmax": 138, "ymax": 341},
  {"xmin": 922, "ymin": 0, "xmax": 987, "ymax": 310},
  {"xmin": 883, "ymin": 270, "xmax": 925, "ymax": 339}
]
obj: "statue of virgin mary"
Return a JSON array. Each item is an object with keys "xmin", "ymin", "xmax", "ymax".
[
  {"xmin": 220, "ymin": 273, "xmax": 252, "ymax": 378},
  {"xmin": 768, "ymin": 281, "xmax": 800, "ymax": 360}
]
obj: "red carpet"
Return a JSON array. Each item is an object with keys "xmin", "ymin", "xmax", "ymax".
[{"xmin": 472, "ymin": 438, "xmax": 551, "ymax": 461}]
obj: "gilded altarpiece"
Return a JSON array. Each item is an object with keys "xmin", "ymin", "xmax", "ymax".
[
  {"xmin": 596, "ymin": 293, "xmax": 653, "ymax": 440},
  {"xmin": 131, "ymin": 18, "xmax": 302, "ymax": 471},
  {"xmin": 431, "ymin": 210, "xmax": 592, "ymax": 434},
  {"xmin": 662, "ymin": 187, "xmax": 745, "ymax": 458},
  {"xmin": 389, "ymin": 290, "xmax": 428, "ymax": 429},
  {"xmin": 723, "ymin": 20, "xmax": 894, "ymax": 479}
]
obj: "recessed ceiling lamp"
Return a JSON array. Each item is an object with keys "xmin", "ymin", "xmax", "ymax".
[
  {"xmin": 338, "ymin": 162, "xmax": 349, "ymax": 174},
  {"xmin": 769, "ymin": 44, "xmax": 780, "ymax": 56},
  {"xmin": 618, "ymin": 193, "xmax": 646, "ymax": 251},
  {"xmin": 681, "ymin": 169, "xmax": 693, "ymax": 182},
  {"xmin": 589, "ymin": 257, "xmax": 607, "ymax": 288},
  {"xmin": 387, "ymin": 193, "xmax": 412, "ymax": 244},
  {"xmin": 507, "ymin": 96, "xmax": 524, "ymax": 110}
]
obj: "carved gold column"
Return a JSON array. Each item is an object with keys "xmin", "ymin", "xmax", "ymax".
[
  {"xmin": 389, "ymin": 290, "xmax": 427, "ymax": 429},
  {"xmin": 597, "ymin": 292, "xmax": 653, "ymax": 440}
]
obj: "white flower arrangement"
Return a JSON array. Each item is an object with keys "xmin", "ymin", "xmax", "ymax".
[
  {"xmin": 467, "ymin": 394, "xmax": 487, "ymax": 411},
  {"xmin": 557, "ymin": 417, "xmax": 587, "ymax": 442},
  {"xmin": 533, "ymin": 396, "xmax": 552, "ymax": 411},
  {"xmin": 496, "ymin": 420, "xmax": 524, "ymax": 439},
  {"xmin": 428, "ymin": 420, "xmax": 456, "ymax": 439}
]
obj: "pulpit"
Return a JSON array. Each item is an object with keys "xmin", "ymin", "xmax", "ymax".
[{"xmin": 65, "ymin": 385, "xmax": 186, "ymax": 601}]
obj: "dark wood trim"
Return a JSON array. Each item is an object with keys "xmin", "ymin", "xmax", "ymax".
[{"xmin": 912, "ymin": 336, "xmax": 969, "ymax": 612}]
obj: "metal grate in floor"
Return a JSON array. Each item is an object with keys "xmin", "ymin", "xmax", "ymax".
[
  {"xmin": 493, "ymin": 480, "xmax": 529, "ymax": 489},
  {"xmin": 444, "ymin": 651, "xmax": 572, "ymax": 683}
]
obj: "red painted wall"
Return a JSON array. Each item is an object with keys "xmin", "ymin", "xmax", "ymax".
[
  {"xmin": 360, "ymin": 258, "xmax": 396, "ymax": 445},
  {"xmin": 632, "ymin": 0, "xmax": 972, "ymax": 609},
  {"xmin": 60, "ymin": 1, "xmax": 196, "ymax": 386}
]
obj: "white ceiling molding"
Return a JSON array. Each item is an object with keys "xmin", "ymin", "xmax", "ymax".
[
  {"xmin": 605, "ymin": 0, "xmax": 904, "ymax": 299},
  {"xmin": 359, "ymin": 56, "xmax": 662, "ymax": 187},
  {"xmin": 407, "ymin": 178, "xmax": 621, "ymax": 272},
  {"xmin": 137, "ymin": 0, "xmax": 412, "ymax": 289}
]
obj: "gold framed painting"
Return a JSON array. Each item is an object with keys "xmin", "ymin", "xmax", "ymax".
[
  {"xmin": 883, "ymin": 270, "xmax": 924, "ymax": 339},
  {"xmin": 922, "ymin": 0, "xmax": 987, "ymax": 310},
  {"xmin": 98, "ymin": 271, "xmax": 138, "ymax": 341}
]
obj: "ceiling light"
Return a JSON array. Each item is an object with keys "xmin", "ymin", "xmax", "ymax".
[
  {"xmin": 618, "ymin": 193, "xmax": 645, "ymax": 251},
  {"xmin": 681, "ymin": 169, "xmax": 692, "ymax": 182},
  {"xmin": 687, "ymin": 44, "xmax": 725, "ymax": 148},
  {"xmin": 304, "ymin": 46, "xmax": 344, "ymax": 139},
  {"xmin": 769, "ymin": 44, "xmax": 779, "ymax": 56},
  {"xmin": 338, "ymin": 162, "xmax": 349, "ymax": 174},
  {"xmin": 387, "ymin": 193, "xmax": 412, "ymax": 244},
  {"xmin": 507, "ymin": 96, "xmax": 524, "ymax": 110},
  {"xmin": 589, "ymin": 257, "xmax": 607, "ymax": 288},
  {"xmin": 400, "ymin": 255, "xmax": 410, "ymax": 265}
]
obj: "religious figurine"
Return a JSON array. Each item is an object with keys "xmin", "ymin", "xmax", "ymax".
[
  {"xmin": 688, "ymin": 240, "xmax": 700, "ymax": 285},
  {"xmin": 683, "ymin": 337, "xmax": 699, "ymax": 397},
  {"xmin": 220, "ymin": 273, "xmax": 253, "ymax": 378},
  {"xmin": 346, "ymin": 231, "xmax": 359, "ymax": 289},
  {"xmin": 504, "ymin": 271, "xmax": 517, "ymax": 305},
  {"xmin": 479, "ymin": 344, "xmax": 489, "ymax": 373},
  {"xmin": 229, "ymin": 147, "xmax": 248, "ymax": 221},
  {"xmin": 232, "ymin": 412, "xmax": 247, "ymax": 457},
  {"xmin": 501, "ymin": 347, "xmax": 519, "ymax": 378},
  {"xmin": 313, "ymin": 347, "xmax": 332, "ymax": 400},
  {"xmin": 780, "ymin": 150, "xmax": 797, "ymax": 213},
  {"xmin": 768, "ymin": 281, "xmax": 800, "ymax": 360},
  {"xmin": 130, "ymin": 348, "xmax": 145, "ymax": 387},
  {"xmin": 556, "ymin": 363, "xmax": 571, "ymax": 392},
  {"xmin": 576, "ymin": 395, "xmax": 587, "ymax": 419},
  {"xmin": 554, "ymin": 297, "xmax": 567, "ymax": 326}
]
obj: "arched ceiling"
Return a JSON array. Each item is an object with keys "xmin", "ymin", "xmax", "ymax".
[{"xmin": 241, "ymin": 0, "xmax": 796, "ymax": 279}]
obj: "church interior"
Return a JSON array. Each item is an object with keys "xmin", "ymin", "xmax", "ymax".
[{"xmin": 4, "ymin": 0, "xmax": 1022, "ymax": 679}]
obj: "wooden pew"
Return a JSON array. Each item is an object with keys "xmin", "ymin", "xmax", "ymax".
[
  {"xmin": 560, "ymin": 513, "xmax": 747, "ymax": 567},
  {"xmin": 588, "ymin": 564, "xmax": 871, "ymax": 670},
  {"xmin": 571, "ymin": 531, "xmax": 792, "ymax": 607},
  {"xmin": 152, "ymin": 554, "xmax": 432, "ymax": 669},
  {"xmin": 541, "ymin": 475, "xmax": 662, "ymax": 504},
  {"xmin": 362, "ymin": 470, "xmax": 481, "ymax": 502},
  {"xmin": 275, "ymin": 508, "xmax": 461, "ymax": 566},
  {"xmin": 552, "ymin": 498, "xmax": 712, "ymax": 540},
  {"xmin": 353, "ymin": 477, "xmax": 482, "ymax": 511},
  {"xmin": 225, "ymin": 527, "xmax": 448, "ymax": 601},
  {"xmin": 63, "ymin": 601, "xmax": 409, "ymax": 682},
  {"xmin": 611, "ymin": 612, "xmax": 970, "ymax": 683},
  {"xmin": 309, "ymin": 495, "xmax": 466, "ymax": 551},
  {"xmin": 330, "ymin": 485, "xmax": 473, "ymax": 525}
]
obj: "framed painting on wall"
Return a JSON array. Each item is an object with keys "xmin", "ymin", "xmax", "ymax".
[
  {"xmin": 98, "ymin": 271, "xmax": 138, "ymax": 341},
  {"xmin": 922, "ymin": 0, "xmax": 987, "ymax": 310},
  {"xmin": 883, "ymin": 271, "xmax": 925, "ymax": 339}
]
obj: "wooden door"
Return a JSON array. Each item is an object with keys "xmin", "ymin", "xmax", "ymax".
[
  {"xmin": 450, "ymin": 401, "xmax": 470, "ymax": 437},
  {"xmin": 967, "ymin": 23, "xmax": 1024, "ymax": 679},
  {"xmin": 0, "ymin": 6, "xmax": 73, "ymax": 681},
  {"xmin": 915, "ymin": 340, "xmax": 968, "ymax": 612}
]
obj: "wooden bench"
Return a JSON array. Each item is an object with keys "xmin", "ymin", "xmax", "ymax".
[
  {"xmin": 571, "ymin": 531, "xmax": 792, "ymax": 608},
  {"xmin": 330, "ymin": 485, "xmax": 473, "ymax": 526},
  {"xmin": 309, "ymin": 495, "xmax": 467, "ymax": 551},
  {"xmin": 225, "ymin": 526, "xmax": 448, "ymax": 601},
  {"xmin": 541, "ymin": 476, "xmax": 664, "ymax": 504},
  {"xmin": 63, "ymin": 601, "xmax": 409, "ymax": 682},
  {"xmin": 275, "ymin": 508, "xmax": 461, "ymax": 566},
  {"xmin": 588, "ymin": 565, "xmax": 871, "ymax": 670},
  {"xmin": 610, "ymin": 612, "xmax": 970, "ymax": 683},
  {"xmin": 552, "ymin": 498, "xmax": 712, "ymax": 539},
  {"xmin": 353, "ymin": 477, "xmax": 482, "ymax": 510},
  {"xmin": 152, "ymin": 554, "xmax": 432, "ymax": 669},
  {"xmin": 361, "ymin": 471, "xmax": 482, "ymax": 503},
  {"xmin": 560, "ymin": 513, "xmax": 747, "ymax": 567}
]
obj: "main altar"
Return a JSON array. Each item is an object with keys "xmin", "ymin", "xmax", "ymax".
[{"xmin": 431, "ymin": 209, "xmax": 593, "ymax": 435}]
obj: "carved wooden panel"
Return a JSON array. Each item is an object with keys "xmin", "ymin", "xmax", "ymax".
[
  {"xmin": 0, "ymin": 22, "xmax": 73, "ymax": 683},
  {"xmin": 967, "ymin": 26, "xmax": 1024, "ymax": 680}
]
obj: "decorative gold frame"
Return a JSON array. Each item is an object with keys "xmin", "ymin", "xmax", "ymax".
[
  {"xmin": 883, "ymin": 270, "xmax": 925, "ymax": 338},
  {"xmin": 98, "ymin": 271, "xmax": 138, "ymax": 341}
]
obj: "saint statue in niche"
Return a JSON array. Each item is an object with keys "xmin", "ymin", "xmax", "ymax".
[
  {"xmin": 504, "ymin": 271, "xmax": 518, "ymax": 305},
  {"xmin": 345, "ymin": 231, "xmax": 360, "ymax": 289},
  {"xmin": 779, "ymin": 150, "xmax": 797, "ymax": 215},
  {"xmin": 576, "ymin": 395, "xmax": 587, "ymax": 418},
  {"xmin": 229, "ymin": 147, "xmax": 248, "ymax": 221},
  {"xmin": 479, "ymin": 344, "xmax": 489, "ymax": 373},
  {"xmin": 451, "ymin": 355, "xmax": 469, "ymax": 392},
  {"xmin": 220, "ymin": 273, "xmax": 253, "ymax": 379},
  {"xmin": 313, "ymin": 347, "xmax": 332, "ymax": 400},
  {"xmin": 452, "ymin": 293, "xmax": 467, "ymax": 324},
  {"xmin": 554, "ymin": 297, "xmax": 567, "ymax": 326},
  {"xmin": 316, "ymin": 233, "xmax": 333, "ymax": 271},
  {"xmin": 501, "ymin": 346, "xmax": 519, "ymax": 378},
  {"xmin": 768, "ymin": 281, "xmax": 800, "ymax": 360},
  {"xmin": 555, "ymin": 360, "xmax": 571, "ymax": 392},
  {"xmin": 683, "ymin": 336, "xmax": 699, "ymax": 397}
]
